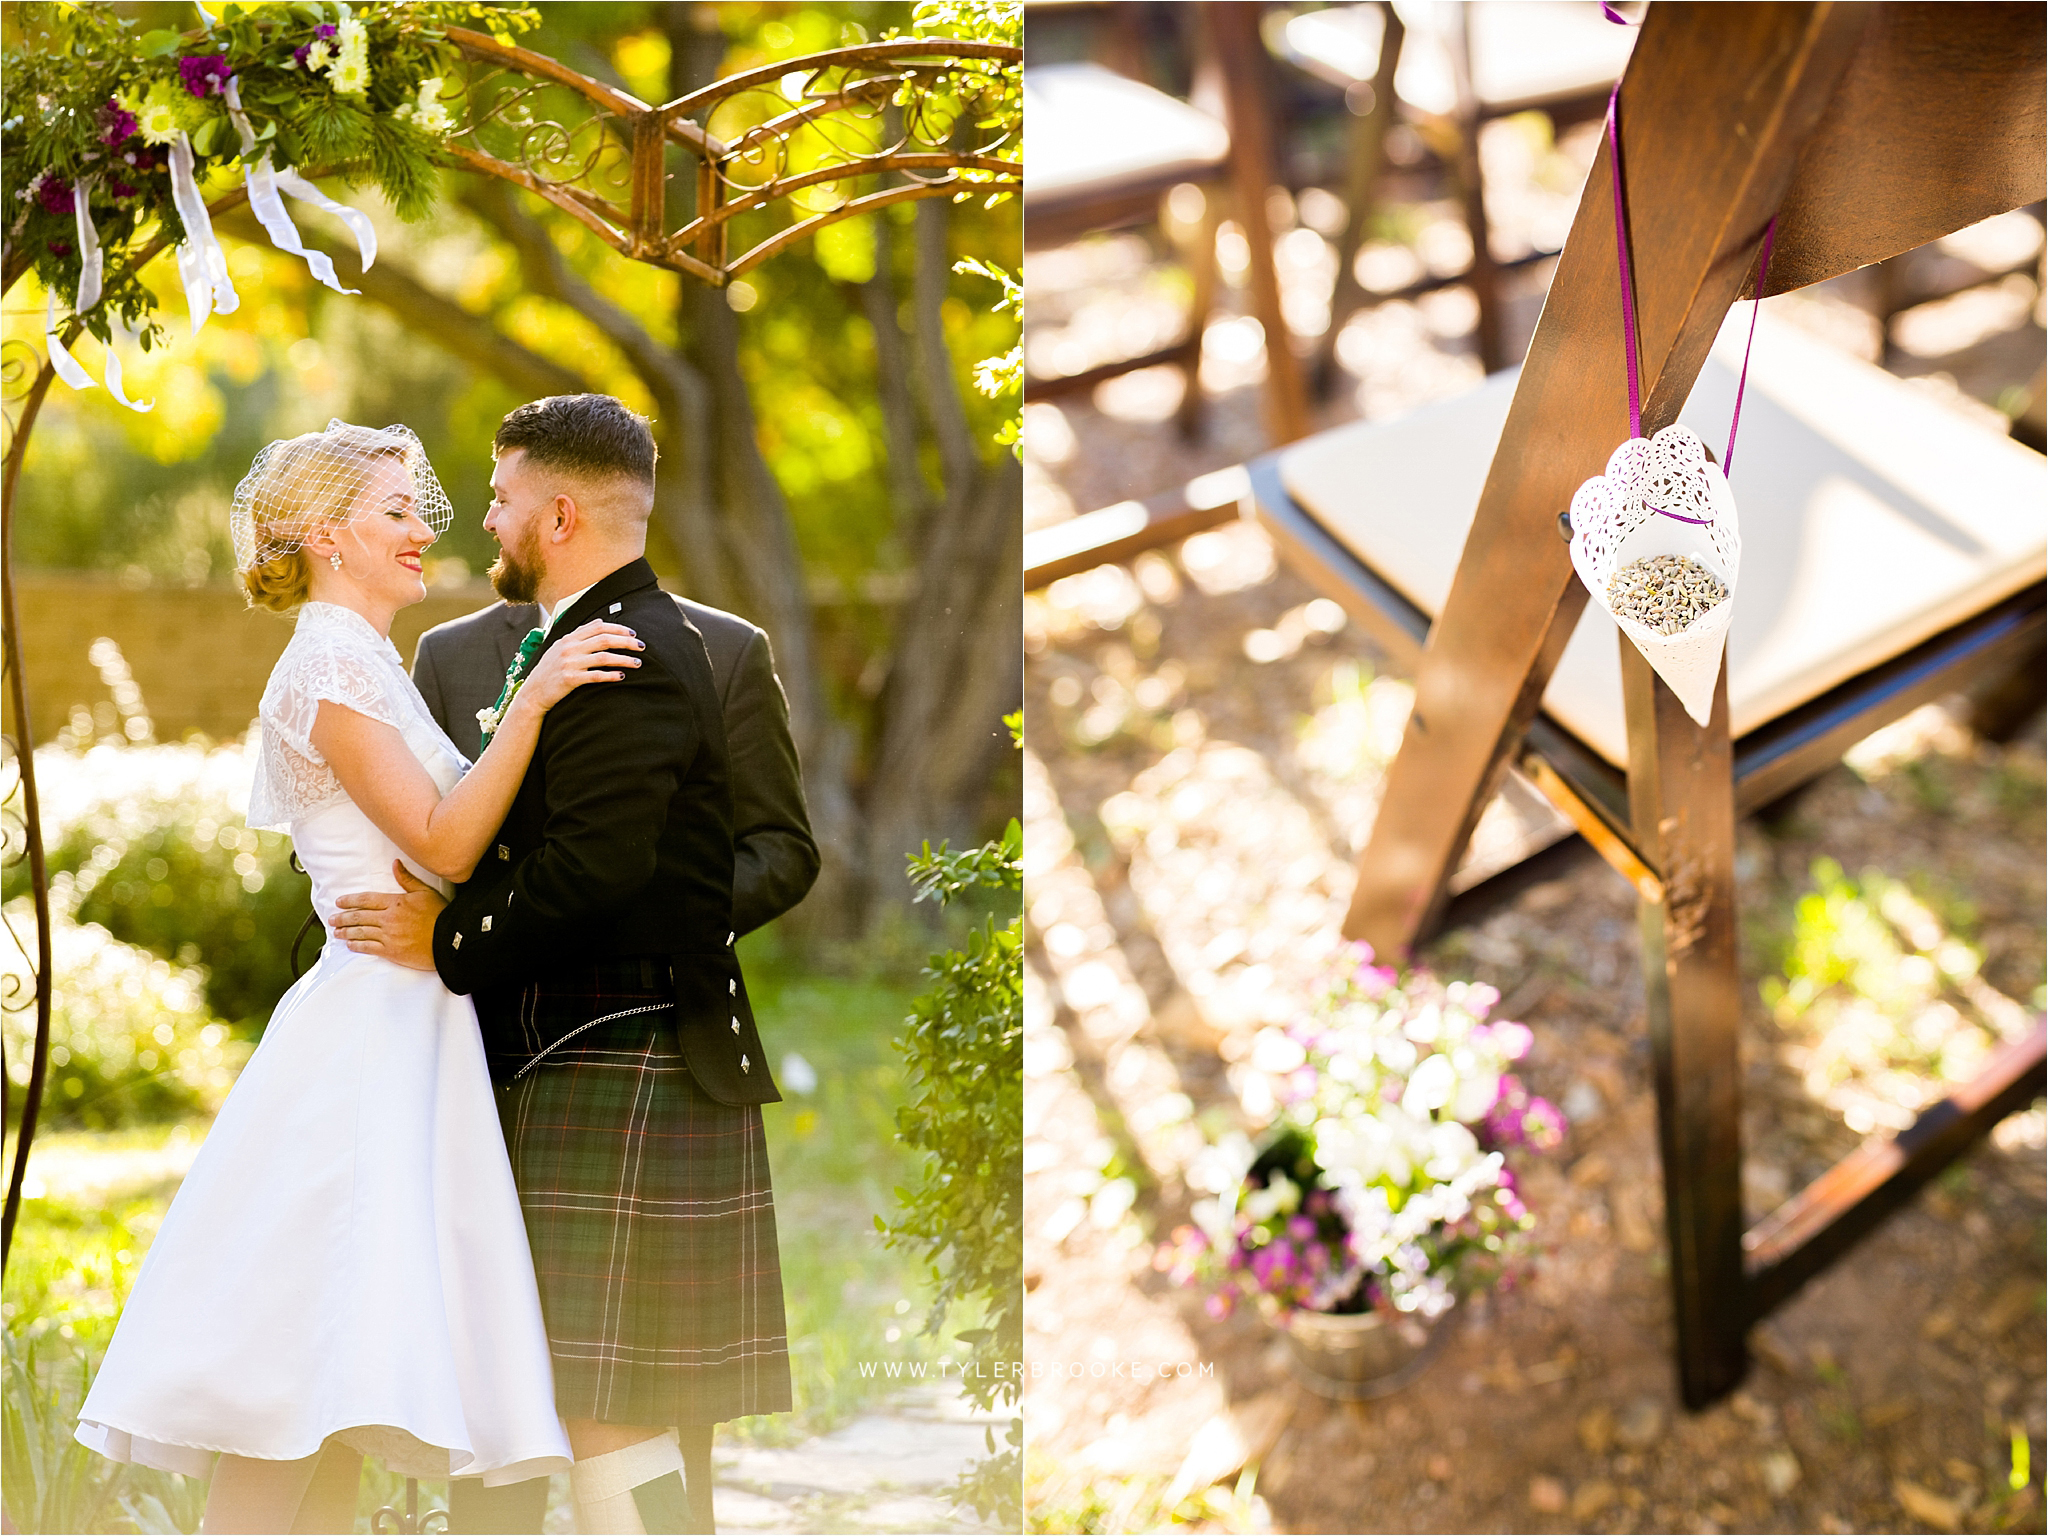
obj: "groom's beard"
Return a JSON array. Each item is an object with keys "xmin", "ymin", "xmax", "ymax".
[{"xmin": 489, "ymin": 523, "xmax": 543, "ymax": 604}]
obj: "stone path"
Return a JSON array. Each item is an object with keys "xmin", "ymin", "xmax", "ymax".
[{"xmin": 711, "ymin": 1384, "xmax": 1011, "ymax": 1534}]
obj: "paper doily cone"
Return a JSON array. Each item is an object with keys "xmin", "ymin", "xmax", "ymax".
[{"xmin": 1569, "ymin": 425, "xmax": 1741, "ymax": 728}]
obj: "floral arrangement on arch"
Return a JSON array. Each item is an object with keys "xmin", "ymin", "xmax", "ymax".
[
  {"xmin": 1, "ymin": 0, "xmax": 538, "ymax": 355},
  {"xmin": 1159, "ymin": 945, "xmax": 1568, "ymax": 1324}
]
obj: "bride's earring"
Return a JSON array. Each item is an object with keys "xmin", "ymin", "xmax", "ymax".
[{"xmin": 329, "ymin": 553, "xmax": 343, "ymax": 572}]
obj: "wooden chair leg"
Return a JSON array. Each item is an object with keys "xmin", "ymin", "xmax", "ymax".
[
  {"xmin": 1444, "ymin": 9, "xmax": 1507, "ymax": 373},
  {"xmin": 1624, "ymin": 642, "xmax": 1749, "ymax": 1409},
  {"xmin": 1174, "ymin": 193, "xmax": 1223, "ymax": 441},
  {"xmin": 1202, "ymin": 2, "xmax": 1313, "ymax": 445},
  {"xmin": 1311, "ymin": 2, "xmax": 1406, "ymax": 399},
  {"xmin": 1342, "ymin": 3, "xmax": 1870, "ymax": 958}
]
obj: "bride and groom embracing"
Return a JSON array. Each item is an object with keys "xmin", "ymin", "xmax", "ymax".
[{"xmin": 73, "ymin": 394, "xmax": 819, "ymax": 1535}]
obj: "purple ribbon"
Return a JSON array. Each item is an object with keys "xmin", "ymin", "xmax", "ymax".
[{"xmin": 1603, "ymin": 69, "xmax": 1778, "ymax": 514}]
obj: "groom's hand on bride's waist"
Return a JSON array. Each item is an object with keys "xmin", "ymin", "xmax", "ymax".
[{"xmin": 335, "ymin": 861, "xmax": 446, "ymax": 971}]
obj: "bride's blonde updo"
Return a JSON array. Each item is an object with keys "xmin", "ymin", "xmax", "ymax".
[{"xmin": 230, "ymin": 421, "xmax": 455, "ymax": 614}]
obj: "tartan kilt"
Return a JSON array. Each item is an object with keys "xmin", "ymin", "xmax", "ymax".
[{"xmin": 493, "ymin": 960, "xmax": 793, "ymax": 1428}]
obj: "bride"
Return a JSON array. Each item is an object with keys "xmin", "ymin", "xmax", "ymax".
[{"xmin": 74, "ymin": 421, "xmax": 641, "ymax": 1534}]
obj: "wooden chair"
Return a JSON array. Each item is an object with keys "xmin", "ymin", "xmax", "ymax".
[
  {"xmin": 1024, "ymin": 4, "xmax": 1311, "ymax": 445},
  {"xmin": 1249, "ymin": 1, "xmax": 2047, "ymax": 1408},
  {"xmin": 1273, "ymin": 1, "xmax": 1637, "ymax": 383}
]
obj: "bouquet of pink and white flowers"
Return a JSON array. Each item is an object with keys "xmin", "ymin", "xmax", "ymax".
[{"xmin": 1160, "ymin": 945, "xmax": 1567, "ymax": 1323}]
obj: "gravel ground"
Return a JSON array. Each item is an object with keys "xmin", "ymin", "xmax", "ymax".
[{"xmin": 1021, "ymin": 113, "xmax": 2047, "ymax": 1536}]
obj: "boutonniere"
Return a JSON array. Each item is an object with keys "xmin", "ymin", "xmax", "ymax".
[{"xmin": 477, "ymin": 625, "xmax": 549, "ymax": 747}]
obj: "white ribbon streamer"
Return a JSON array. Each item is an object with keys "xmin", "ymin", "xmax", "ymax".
[
  {"xmin": 72, "ymin": 181, "xmax": 103, "ymax": 314},
  {"xmin": 44, "ymin": 292, "xmax": 97, "ymax": 392},
  {"xmin": 169, "ymin": 132, "xmax": 239, "ymax": 333},
  {"xmin": 273, "ymin": 167, "xmax": 377, "ymax": 274},
  {"xmin": 42, "ymin": 292, "xmax": 152, "ymax": 411},
  {"xmin": 102, "ymin": 313, "xmax": 155, "ymax": 413},
  {"xmin": 223, "ymin": 79, "xmax": 362, "ymax": 295}
]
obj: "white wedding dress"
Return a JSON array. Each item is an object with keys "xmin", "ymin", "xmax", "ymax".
[{"xmin": 76, "ymin": 601, "xmax": 573, "ymax": 1487}]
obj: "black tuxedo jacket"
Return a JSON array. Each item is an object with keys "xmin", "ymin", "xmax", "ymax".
[
  {"xmin": 428, "ymin": 558, "xmax": 780, "ymax": 1106},
  {"xmin": 413, "ymin": 589, "xmax": 818, "ymax": 938}
]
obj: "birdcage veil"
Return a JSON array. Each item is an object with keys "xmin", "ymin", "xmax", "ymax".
[{"xmin": 229, "ymin": 419, "xmax": 454, "ymax": 571}]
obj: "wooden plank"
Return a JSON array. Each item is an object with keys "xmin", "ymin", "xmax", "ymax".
[
  {"xmin": 1625, "ymin": 644, "xmax": 1749, "ymax": 1409},
  {"xmin": 1745, "ymin": 1023, "xmax": 2048, "ymax": 1321},
  {"xmin": 1342, "ymin": 3, "xmax": 1873, "ymax": 956},
  {"xmin": 1731, "ymin": 583, "xmax": 2048, "ymax": 812},
  {"xmin": 1247, "ymin": 452, "xmax": 1431, "ymax": 663},
  {"xmin": 1765, "ymin": 3, "xmax": 2048, "ymax": 294},
  {"xmin": 1025, "ymin": 470, "xmax": 1250, "ymax": 589},
  {"xmin": 1023, "ymin": 338, "xmax": 1201, "ymax": 403}
]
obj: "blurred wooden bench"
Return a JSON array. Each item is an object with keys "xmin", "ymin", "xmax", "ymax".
[
  {"xmin": 1025, "ymin": 4, "xmax": 1311, "ymax": 444},
  {"xmin": 1273, "ymin": 1, "xmax": 1636, "ymax": 382}
]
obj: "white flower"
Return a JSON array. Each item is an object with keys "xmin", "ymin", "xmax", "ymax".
[
  {"xmin": 1401, "ymin": 1052, "xmax": 1456, "ymax": 1116},
  {"xmin": 331, "ymin": 57, "xmax": 370, "ymax": 96},
  {"xmin": 1421, "ymin": 1119, "xmax": 1480, "ymax": 1181},
  {"xmin": 1447, "ymin": 1048, "xmax": 1502, "ymax": 1123},
  {"xmin": 1251, "ymin": 1028, "xmax": 1306, "ymax": 1074},
  {"xmin": 413, "ymin": 102, "xmax": 452, "ymax": 134},
  {"xmin": 306, "ymin": 40, "xmax": 333, "ymax": 72},
  {"xmin": 136, "ymin": 99, "xmax": 182, "ymax": 146},
  {"xmin": 335, "ymin": 17, "xmax": 368, "ymax": 57}
]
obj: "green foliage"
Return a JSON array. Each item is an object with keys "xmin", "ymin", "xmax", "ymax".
[
  {"xmin": 2, "ymin": 0, "xmax": 540, "ymax": 345},
  {"xmin": 21, "ymin": 746, "xmax": 311, "ymax": 1028},
  {"xmin": 953, "ymin": 254, "xmax": 1021, "ymax": 456},
  {"xmin": 3, "ymin": 1326, "xmax": 207, "ymax": 1536},
  {"xmin": 881, "ymin": 721, "xmax": 1022, "ymax": 1526},
  {"xmin": 1, "ymin": 906, "xmax": 247, "ymax": 1131}
]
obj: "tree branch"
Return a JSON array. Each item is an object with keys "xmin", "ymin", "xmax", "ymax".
[
  {"xmin": 216, "ymin": 207, "xmax": 586, "ymax": 401},
  {"xmin": 456, "ymin": 178, "xmax": 725, "ymax": 609}
]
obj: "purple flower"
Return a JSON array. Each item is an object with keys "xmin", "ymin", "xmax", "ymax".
[
  {"xmin": 1285, "ymin": 1215, "xmax": 1316, "ymax": 1243},
  {"xmin": 37, "ymin": 176, "xmax": 72, "ymax": 215},
  {"xmin": 1204, "ymin": 1292, "xmax": 1234, "ymax": 1320},
  {"xmin": 100, "ymin": 100, "xmax": 138, "ymax": 145},
  {"xmin": 47, "ymin": 239, "xmax": 72, "ymax": 257},
  {"xmin": 1519, "ymin": 1095, "xmax": 1568, "ymax": 1152},
  {"xmin": 315, "ymin": 23, "xmax": 338, "ymax": 38},
  {"xmin": 293, "ymin": 44, "xmax": 312, "ymax": 67},
  {"xmin": 110, "ymin": 179, "xmax": 137, "ymax": 199},
  {"xmin": 178, "ymin": 54, "xmax": 234, "ymax": 98},
  {"xmin": 1357, "ymin": 963, "xmax": 1398, "ymax": 999}
]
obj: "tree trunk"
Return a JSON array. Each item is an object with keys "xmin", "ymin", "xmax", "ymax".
[{"xmin": 856, "ymin": 198, "xmax": 1023, "ymax": 906}]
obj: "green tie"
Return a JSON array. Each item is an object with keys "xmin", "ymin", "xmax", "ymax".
[{"xmin": 478, "ymin": 626, "xmax": 548, "ymax": 748}]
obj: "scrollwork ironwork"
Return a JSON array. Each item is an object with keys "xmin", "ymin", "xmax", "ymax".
[{"xmin": 439, "ymin": 29, "xmax": 1020, "ymax": 283}]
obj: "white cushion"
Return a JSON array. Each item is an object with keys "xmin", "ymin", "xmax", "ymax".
[
  {"xmin": 1023, "ymin": 63, "xmax": 1230, "ymax": 202},
  {"xmin": 1284, "ymin": 2, "xmax": 1636, "ymax": 117},
  {"xmin": 1278, "ymin": 309, "xmax": 2048, "ymax": 766}
]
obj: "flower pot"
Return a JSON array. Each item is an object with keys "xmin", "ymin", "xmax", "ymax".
[{"xmin": 1279, "ymin": 1299, "xmax": 1457, "ymax": 1401}]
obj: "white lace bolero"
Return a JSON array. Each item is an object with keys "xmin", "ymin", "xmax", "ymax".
[{"xmin": 248, "ymin": 602, "xmax": 469, "ymax": 831}]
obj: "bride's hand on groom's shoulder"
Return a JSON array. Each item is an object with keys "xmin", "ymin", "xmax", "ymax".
[
  {"xmin": 520, "ymin": 621, "xmax": 644, "ymax": 716},
  {"xmin": 335, "ymin": 861, "xmax": 447, "ymax": 971}
]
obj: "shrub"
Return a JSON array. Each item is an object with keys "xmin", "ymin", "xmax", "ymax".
[
  {"xmin": 882, "ymin": 717, "xmax": 1023, "ymax": 1528},
  {"xmin": 2, "ymin": 904, "xmax": 247, "ymax": 1131},
  {"xmin": 15, "ymin": 743, "xmax": 310, "ymax": 1029}
]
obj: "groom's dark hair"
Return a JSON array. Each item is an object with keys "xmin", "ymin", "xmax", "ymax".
[{"xmin": 494, "ymin": 394, "xmax": 657, "ymax": 488}]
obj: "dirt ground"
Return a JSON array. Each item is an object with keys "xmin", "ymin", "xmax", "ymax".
[{"xmin": 1019, "ymin": 115, "xmax": 2047, "ymax": 1536}]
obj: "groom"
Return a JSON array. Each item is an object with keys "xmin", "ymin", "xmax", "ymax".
[{"xmin": 338, "ymin": 394, "xmax": 795, "ymax": 1535}]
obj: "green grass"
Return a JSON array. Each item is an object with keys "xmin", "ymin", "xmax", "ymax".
[{"xmin": 1, "ymin": 951, "xmax": 972, "ymax": 1528}]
